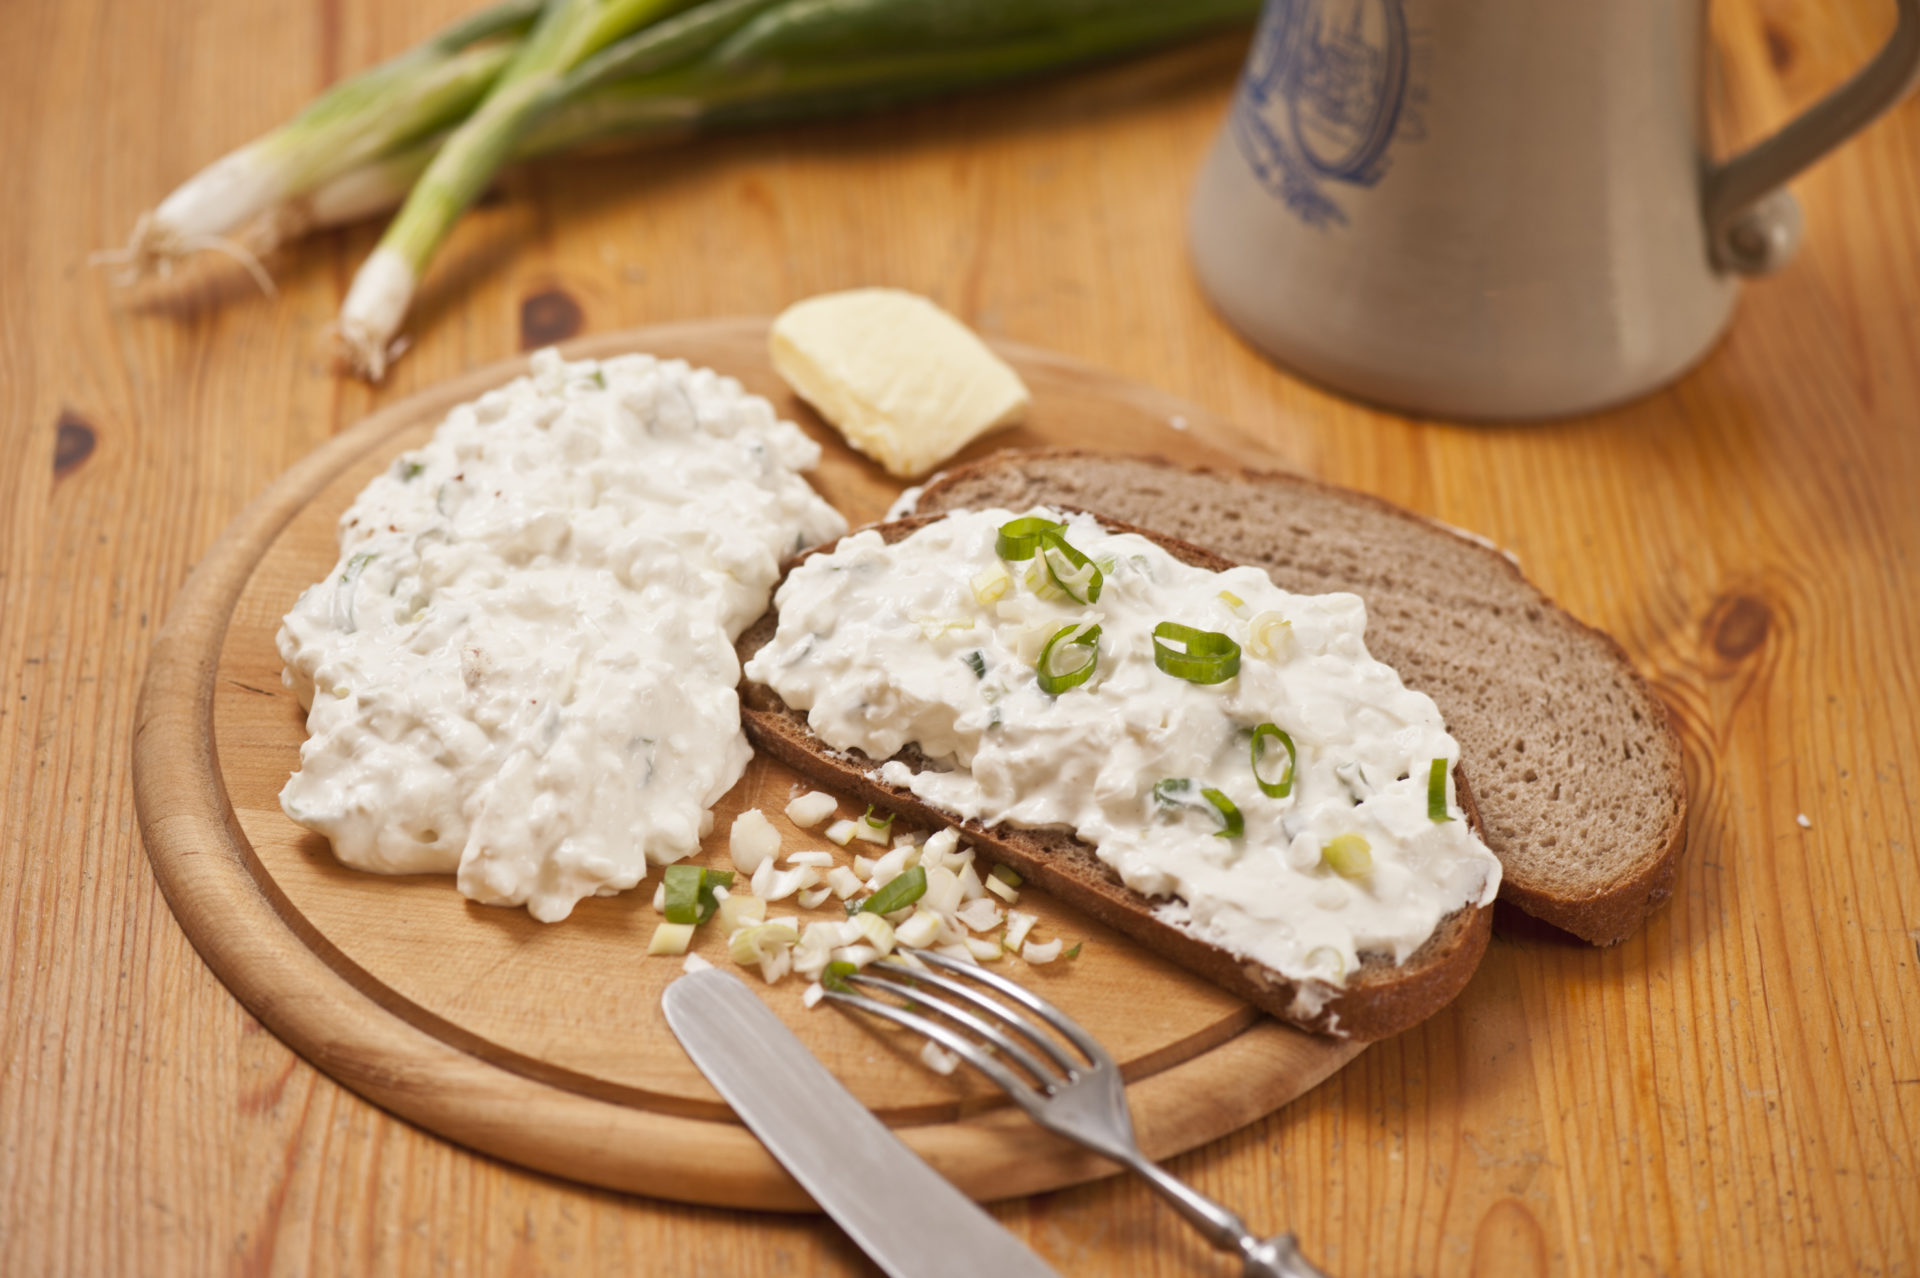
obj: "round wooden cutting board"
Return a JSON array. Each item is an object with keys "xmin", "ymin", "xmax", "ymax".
[{"xmin": 133, "ymin": 318, "xmax": 1364, "ymax": 1210}]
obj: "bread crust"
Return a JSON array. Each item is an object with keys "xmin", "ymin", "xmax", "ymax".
[
  {"xmin": 737, "ymin": 513, "xmax": 1496, "ymax": 1041},
  {"xmin": 912, "ymin": 448, "xmax": 1690, "ymax": 947}
]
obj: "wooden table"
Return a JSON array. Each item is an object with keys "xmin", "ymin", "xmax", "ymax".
[{"xmin": 4, "ymin": 2, "xmax": 1916, "ymax": 1274}]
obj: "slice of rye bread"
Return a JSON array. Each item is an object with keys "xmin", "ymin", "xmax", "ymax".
[
  {"xmin": 738, "ymin": 514, "xmax": 1495, "ymax": 1042},
  {"xmin": 909, "ymin": 448, "xmax": 1688, "ymax": 946}
]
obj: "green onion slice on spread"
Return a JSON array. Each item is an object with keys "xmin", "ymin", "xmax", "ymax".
[
  {"xmin": 1201, "ymin": 788, "xmax": 1244, "ymax": 839},
  {"xmin": 1250, "ymin": 723, "xmax": 1297, "ymax": 799},
  {"xmin": 1151, "ymin": 621, "xmax": 1241, "ymax": 684},
  {"xmin": 861, "ymin": 804, "xmax": 895, "ymax": 834},
  {"xmin": 1036, "ymin": 623, "xmax": 1101, "ymax": 695},
  {"xmin": 995, "ymin": 516, "xmax": 1065, "ymax": 560},
  {"xmin": 861, "ymin": 865, "xmax": 927, "ymax": 915},
  {"xmin": 1321, "ymin": 833, "xmax": 1373, "ymax": 878},
  {"xmin": 1428, "ymin": 757, "xmax": 1454, "ymax": 822},
  {"xmin": 661, "ymin": 864, "xmax": 735, "ymax": 925},
  {"xmin": 1152, "ymin": 778, "xmax": 1243, "ymax": 838},
  {"xmin": 962, "ymin": 650, "xmax": 987, "ymax": 679},
  {"xmin": 1039, "ymin": 535, "xmax": 1103, "ymax": 604}
]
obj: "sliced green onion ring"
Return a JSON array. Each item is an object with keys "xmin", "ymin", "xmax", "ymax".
[
  {"xmin": 662, "ymin": 864, "xmax": 735, "ymax": 926},
  {"xmin": 821, "ymin": 959, "xmax": 859, "ymax": 992},
  {"xmin": 1200, "ymin": 787, "xmax": 1244, "ymax": 839},
  {"xmin": 1428, "ymin": 757, "xmax": 1454, "ymax": 822},
  {"xmin": 1151, "ymin": 621, "xmax": 1241, "ymax": 684},
  {"xmin": 995, "ymin": 516, "xmax": 1065, "ymax": 561},
  {"xmin": 1036, "ymin": 623, "xmax": 1101, "ymax": 695},
  {"xmin": 1039, "ymin": 535, "xmax": 1103, "ymax": 604},
  {"xmin": 1251, "ymin": 723, "xmax": 1297, "ymax": 799},
  {"xmin": 989, "ymin": 864, "xmax": 1023, "ymax": 888},
  {"xmin": 861, "ymin": 865, "xmax": 927, "ymax": 915},
  {"xmin": 861, "ymin": 804, "xmax": 895, "ymax": 833},
  {"xmin": 1152, "ymin": 778, "xmax": 1243, "ymax": 838}
]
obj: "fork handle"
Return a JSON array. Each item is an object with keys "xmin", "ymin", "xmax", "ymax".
[{"xmin": 1122, "ymin": 1155, "xmax": 1332, "ymax": 1278}]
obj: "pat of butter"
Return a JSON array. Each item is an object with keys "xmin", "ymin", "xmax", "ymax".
[{"xmin": 770, "ymin": 288, "xmax": 1031, "ymax": 478}]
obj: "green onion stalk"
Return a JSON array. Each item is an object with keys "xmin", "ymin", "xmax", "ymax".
[
  {"xmin": 97, "ymin": 0, "xmax": 542, "ymax": 288},
  {"xmin": 341, "ymin": 0, "xmax": 715, "ymax": 378}
]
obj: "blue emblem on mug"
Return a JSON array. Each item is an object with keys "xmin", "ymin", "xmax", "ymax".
[{"xmin": 1230, "ymin": 0, "xmax": 1411, "ymax": 226}]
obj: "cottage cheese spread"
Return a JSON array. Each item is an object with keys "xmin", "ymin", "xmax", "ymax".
[
  {"xmin": 278, "ymin": 348, "xmax": 846, "ymax": 922},
  {"xmin": 744, "ymin": 508, "xmax": 1501, "ymax": 992}
]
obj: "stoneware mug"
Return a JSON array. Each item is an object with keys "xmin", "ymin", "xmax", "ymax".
[{"xmin": 1188, "ymin": 0, "xmax": 1920, "ymax": 419}]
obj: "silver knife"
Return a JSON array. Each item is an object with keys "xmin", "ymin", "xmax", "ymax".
[{"xmin": 663, "ymin": 968, "xmax": 1061, "ymax": 1278}]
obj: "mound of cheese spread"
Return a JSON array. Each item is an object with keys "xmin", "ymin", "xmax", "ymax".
[{"xmin": 278, "ymin": 348, "xmax": 845, "ymax": 922}]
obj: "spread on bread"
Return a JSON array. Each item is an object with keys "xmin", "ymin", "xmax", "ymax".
[
  {"xmin": 277, "ymin": 348, "xmax": 845, "ymax": 922},
  {"xmin": 742, "ymin": 508, "xmax": 1503, "ymax": 1009}
]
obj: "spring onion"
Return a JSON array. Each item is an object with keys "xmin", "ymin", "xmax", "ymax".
[
  {"xmin": 861, "ymin": 865, "xmax": 927, "ymax": 915},
  {"xmin": 962, "ymin": 650, "xmax": 988, "ymax": 679},
  {"xmin": 647, "ymin": 921, "xmax": 696, "ymax": 954},
  {"xmin": 989, "ymin": 864, "xmax": 1023, "ymax": 888},
  {"xmin": 1035, "ymin": 622, "xmax": 1101, "ymax": 695},
  {"xmin": 820, "ymin": 959, "xmax": 859, "ymax": 991},
  {"xmin": 995, "ymin": 516, "xmax": 1065, "ymax": 560},
  {"xmin": 1152, "ymin": 778, "xmax": 1243, "ymax": 838},
  {"xmin": 1246, "ymin": 611, "xmax": 1293, "ymax": 661},
  {"xmin": 861, "ymin": 804, "xmax": 895, "ymax": 834},
  {"xmin": 662, "ymin": 863, "xmax": 734, "ymax": 924},
  {"xmin": 970, "ymin": 564, "xmax": 1013, "ymax": 605},
  {"xmin": 1321, "ymin": 833, "xmax": 1373, "ymax": 878},
  {"xmin": 1038, "ymin": 535, "xmax": 1103, "ymax": 604},
  {"xmin": 1062, "ymin": 942, "xmax": 1083, "ymax": 959},
  {"xmin": 96, "ymin": 0, "xmax": 542, "ymax": 287},
  {"xmin": 1152, "ymin": 621, "xmax": 1240, "ymax": 684},
  {"xmin": 1429, "ymin": 758, "xmax": 1454, "ymax": 822},
  {"xmin": 1250, "ymin": 723, "xmax": 1296, "ymax": 799},
  {"xmin": 117, "ymin": 1, "xmax": 1262, "ymax": 378}
]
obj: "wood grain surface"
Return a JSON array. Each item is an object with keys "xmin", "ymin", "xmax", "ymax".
[
  {"xmin": 3, "ymin": 0, "xmax": 1917, "ymax": 1274},
  {"xmin": 133, "ymin": 321, "xmax": 1362, "ymax": 1207}
]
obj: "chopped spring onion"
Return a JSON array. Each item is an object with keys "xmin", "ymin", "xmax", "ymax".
[
  {"xmin": 1021, "ymin": 938, "xmax": 1063, "ymax": 963},
  {"xmin": 861, "ymin": 805, "xmax": 895, "ymax": 834},
  {"xmin": 1151, "ymin": 621, "xmax": 1240, "ymax": 684},
  {"xmin": 1218, "ymin": 589, "xmax": 1244, "ymax": 611},
  {"xmin": 861, "ymin": 865, "xmax": 927, "ymax": 915},
  {"xmin": 962, "ymin": 649, "xmax": 987, "ymax": 679},
  {"xmin": 1201, "ymin": 788, "xmax": 1244, "ymax": 839},
  {"xmin": 847, "ymin": 911, "xmax": 896, "ymax": 955},
  {"xmin": 1428, "ymin": 758, "xmax": 1454, "ymax": 822},
  {"xmin": 647, "ymin": 921, "xmax": 695, "ymax": 955},
  {"xmin": 989, "ymin": 864, "xmax": 1023, "ymax": 888},
  {"xmin": 1063, "ymin": 942, "xmax": 1083, "ymax": 960},
  {"xmin": 994, "ymin": 516, "xmax": 1065, "ymax": 560},
  {"xmin": 1038, "ymin": 536, "xmax": 1103, "ymax": 604},
  {"xmin": 1152, "ymin": 778, "xmax": 1243, "ymax": 838},
  {"xmin": 728, "ymin": 921, "xmax": 800, "ymax": 966},
  {"xmin": 825, "ymin": 819, "xmax": 859, "ymax": 847},
  {"xmin": 1036, "ymin": 622, "xmax": 1101, "ymax": 695},
  {"xmin": 820, "ymin": 959, "xmax": 859, "ymax": 991},
  {"xmin": 1321, "ymin": 833, "xmax": 1373, "ymax": 878},
  {"xmin": 1250, "ymin": 723, "xmax": 1297, "ymax": 799},
  {"xmin": 970, "ymin": 564, "xmax": 1013, "ymax": 605},
  {"xmin": 662, "ymin": 864, "xmax": 733, "ymax": 925},
  {"xmin": 715, "ymin": 892, "xmax": 765, "ymax": 935},
  {"xmin": 1246, "ymin": 611, "xmax": 1293, "ymax": 660},
  {"xmin": 983, "ymin": 873, "xmax": 1019, "ymax": 904}
]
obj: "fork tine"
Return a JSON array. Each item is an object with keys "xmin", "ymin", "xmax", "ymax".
[
  {"xmin": 868, "ymin": 959, "xmax": 1083, "ymax": 1078},
  {"xmin": 846, "ymin": 968, "xmax": 1065, "ymax": 1089},
  {"xmin": 821, "ymin": 986, "xmax": 1040, "ymax": 1105},
  {"xmin": 912, "ymin": 950, "xmax": 1115, "ymax": 1068}
]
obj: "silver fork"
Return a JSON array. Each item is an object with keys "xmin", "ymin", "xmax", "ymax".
[{"xmin": 824, "ymin": 951, "xmax": 1332, "ymax": 1278}]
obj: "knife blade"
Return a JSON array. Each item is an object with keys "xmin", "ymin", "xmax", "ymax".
[{"xmin": 663, "ymin": 968, "xmax": 1060, "ymax": 1278}]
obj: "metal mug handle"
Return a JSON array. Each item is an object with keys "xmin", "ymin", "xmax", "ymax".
[{"xmin": 1707, "ymin": 0, "xmax": 1920, "ymax": 274}]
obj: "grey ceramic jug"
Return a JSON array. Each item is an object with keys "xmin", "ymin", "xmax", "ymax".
[{"xmin": 1189, "ymin": 0, "xmax": 1920, "ymax": 419}]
